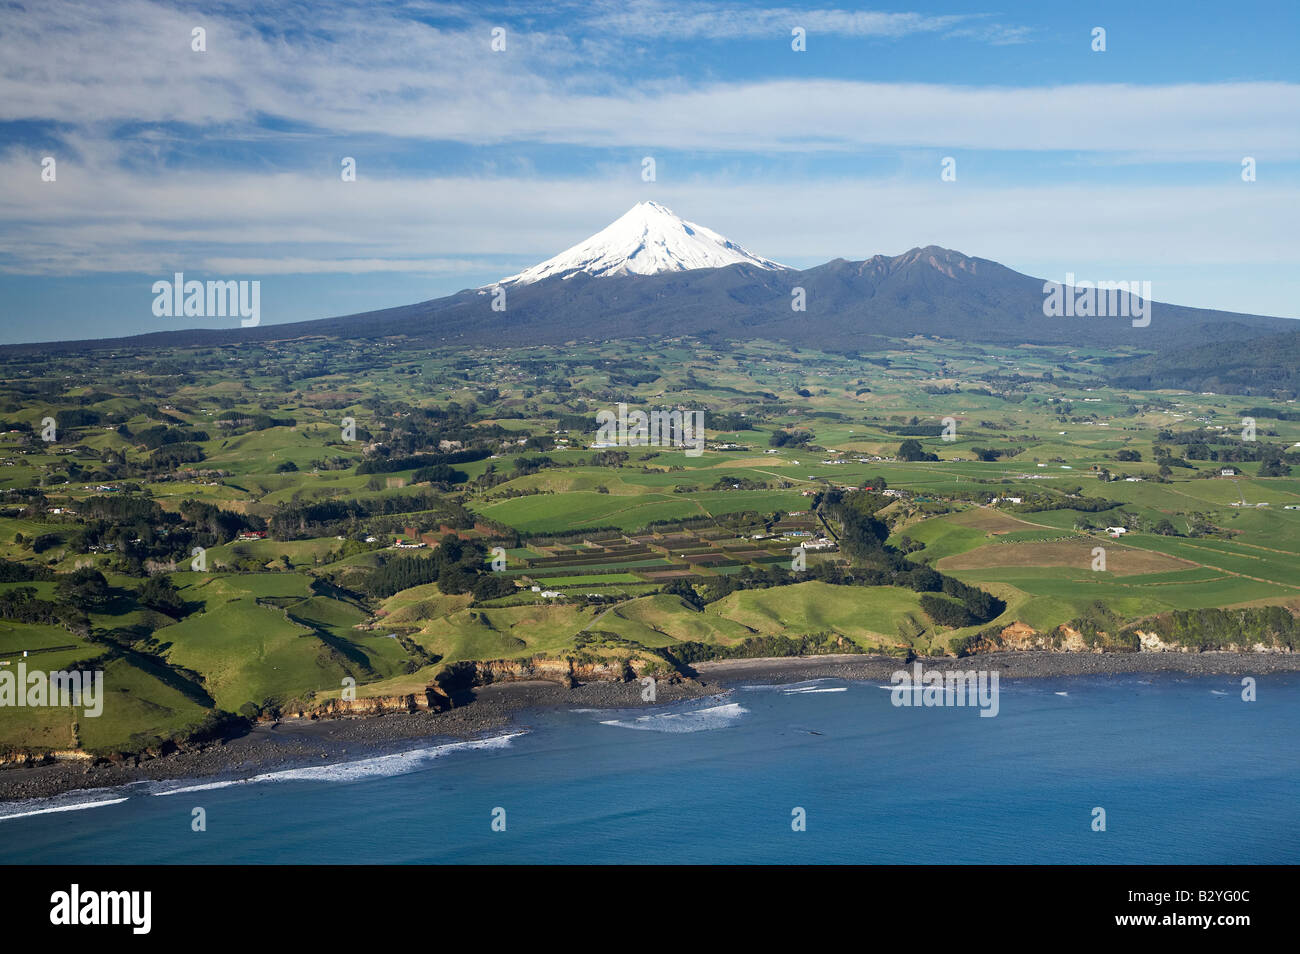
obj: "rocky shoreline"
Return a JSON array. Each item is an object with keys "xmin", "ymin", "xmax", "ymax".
[{"xmin": 3, "ymin": 650, "xmax": 1297, "ymax": 804}]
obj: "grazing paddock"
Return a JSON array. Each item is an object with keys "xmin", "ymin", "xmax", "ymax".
[
  {"xmin": 945, "ymin": 507, "xmax": 1038, "ymax": 533},
  {"xmin": 939, "ymin": 540, "xmax": 1196, "ymax": 576}
]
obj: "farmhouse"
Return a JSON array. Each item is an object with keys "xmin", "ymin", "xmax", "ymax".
[{"xmin": 1106, "ymin": 527, "xmax": 1128, "ymax": 537}]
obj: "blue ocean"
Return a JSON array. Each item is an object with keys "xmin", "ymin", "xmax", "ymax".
[{"xmin": 2, "ymin": 673, "xmax": 1297, "ymax": 864}]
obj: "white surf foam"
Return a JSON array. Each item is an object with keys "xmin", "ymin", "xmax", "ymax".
[
  {"xmin": 599, "ymin": 702, "xmax": 748, "ymax": 733},
  {"xmin": 783, "ymin": 686, "xmax": 847, "ymax": 694},
  {"xmin": 741, "ymin": 679, "xmax": 830, "ymax": 692},
  {"xmin": 0, "ymin": 795, "xmax": 129, "ymax": 822},
  {"xmin": 152, "ymin": 732, "xmax": 525, "ymax": 797}
]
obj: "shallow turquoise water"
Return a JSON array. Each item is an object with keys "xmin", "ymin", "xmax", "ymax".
[{"xmin": 2, "ymin": 673, "xmax": 1296, "ymax": 864}]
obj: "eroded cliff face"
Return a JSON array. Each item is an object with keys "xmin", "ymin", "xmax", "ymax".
[
  {"xmin": 1137, "ymin": 629, "xmax": 1190, "ymax": 653},
  {"xmin": 437, "ymin": 655, "xmax": 652, "ymax": 691},
  {"xmin": 0, "ymin": 749, "xmax": 92, "ymax": 765},
  {"xmin": 958, "ymin": 622, "xmax": 1084, "ymax": 654},
  {"xmin": 959, "ymin": 621, "xmax": 1295, "ymax": 656},
  {"xmin": 288, "ymin": 654, "xmax": 654, "ymax": 720},
  {"xmin": 1135, "ymin": 630, "xmax": 1295, "ymax": 654},
  {"xmin": 288, "ymin": 688, "xmax": 451, "ymax": 720},
  {"xmin": 959, "ymin": 622, "xmax": 1122, "ymax": 655}
]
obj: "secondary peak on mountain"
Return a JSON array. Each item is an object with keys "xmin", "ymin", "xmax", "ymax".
[{"xmin": 497, "ymin": 201, "xmax": 787, "ymax": 285}]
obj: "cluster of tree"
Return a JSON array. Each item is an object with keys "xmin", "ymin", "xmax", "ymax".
[
  {"xmin": 708, "ymin": 412, "xmax": 755, "ymax": 432},
  {"xmin": 1159, "ymin": 430, "xmax": 1294, "ymax": 460},
  {"xmin": 138, "ymin": 574, "xmax": 190, "ymax": 617},
  {"xmin": 56, "ymin": 567, "xmax": 110, "ymax": 611},
  {"xmin": 0, "ymin": 585, "xmax": 90, "ymax": 635},
  {"xmin": 969, "ymin": 446, "xmax": 1020, "ymax": 461},
  {"xmin": 1008, "ymin": 494, "xmax": 1119, "ymax": 514},
  {"xmin": 710, "ymin": 475, "xmax": 767, "ymax": 491},
  {"xmin": 883, "ymin": 423, "xmax": 946, "ymax": 436},
  {"xmin": 769, "ymin": 428, "xmax": 813, "ymax": 448},
  {"xmin": 148, "ymin": 443, "xmax": 205, "ymax": 469},
  {"xmin": 686, "ymin": 559, "xmax": 935, "ymax": 605},
  {"xmin": 1074, "ymin": 512, "xmax": 1181, "ymax": 536},
  {"xmin": 1259, "ymin": 456, "xmax": 1293, "ymax": 477},
  {"xmin": 822, "ymin": 489, "xmax": 889, "ymax": 560},
  {"xmin": 510, "ymin": 456, "xmax": 553, "ymax": 477},
  {"xmin": 587, "ymin": 450, "xmax": 631, "ymax": 467},
  {"xmin": 918, "ymin": 578, "xmax": 1004, "ymax": 628},
  {"xmin": 0, "ymin": 557, "xmax": 54, "ymax": 582},
  {"xmin": 129, "ymin": 424, "xmax": 210, "ymax": 450},
  {"xmin": 355, "ymin": 447, "xmax": 490, "ymax": 475},
  {"xmin": 64, "ymin": 497, "xmax": 225, "ymax": 574},
  {"xmin": 607, "ymin": 370, "xmax": 660, "ymax": 387},
  {"xmin": 268, "ymin": 489, "xmax": 452, "ymax": 540},
  {"xmin": 411, "ymin": 463, "xmax": 468, "ymax": 485},
  {"xmin": 361, "ymin": 402, "xmax": 526, "ymax": 458},
  {"xmin": 364, "ymin": 535, "xmax": 515, "ymax": 602},
  {"xmin": 213, "ymin": 410, "xmax": 296, "ymax": 432},
  {"xmin": 53, "ymin": 408, "xmax": 104, "ymax": 429},
  {"xmin": 897, "ymin": 439, "xmax": 938, "ymax": 462}
]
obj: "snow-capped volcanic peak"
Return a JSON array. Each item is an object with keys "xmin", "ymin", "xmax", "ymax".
[{"xmin": 499, "ymin": 201, "xmax": 786, "ymax": 284}]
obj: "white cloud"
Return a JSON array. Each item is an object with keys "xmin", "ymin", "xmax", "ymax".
[
  {"xmin": 2, "ymin": 1, "xmax": 1292, "ymax": 157},
  {"xmin": 2, "ymin": 159, "xmax": 1295, "ymax": 278}
]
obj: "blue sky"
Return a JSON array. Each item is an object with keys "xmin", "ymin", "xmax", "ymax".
[{"xmin": 0, "ymin": 0, "xmax": 1297, "ymax": 343}]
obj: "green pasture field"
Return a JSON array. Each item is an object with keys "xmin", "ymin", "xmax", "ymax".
[{"xmin": 1, "ymin": 333, "xmax": 1296, "ymax": 751}]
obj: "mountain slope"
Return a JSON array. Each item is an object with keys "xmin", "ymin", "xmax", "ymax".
[
  {"xmin": 1109, "ymin": 327, "xmax": 1300, "ymax": 395},
  {"xmin": 7, "ymin": 245, "xmax": 1293, "ymax": 362},
  {"xmin": 4, "ymin": 202, "xmax": 1294, "ymax": 371},
  {"xmin": 496, "ymin": 201, "xmax": 785, "ymax": 284}
]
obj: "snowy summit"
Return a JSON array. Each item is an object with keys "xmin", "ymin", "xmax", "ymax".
[{"xmin": 498, "ymin": 201, "xmax": 785, "ymax": 284}]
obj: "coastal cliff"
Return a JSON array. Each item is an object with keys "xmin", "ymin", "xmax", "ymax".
[
  {"xmin": 955, "ymin": 610, "xmax": 1299, "ymax": 657},
  {"xmin": 286, "ymin": 653, "xmax": 658, "ymax": 721}
]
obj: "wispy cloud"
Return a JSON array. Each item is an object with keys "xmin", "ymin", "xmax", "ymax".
[
  {"xmin": 581, "ymin": 2, "xmax": 984, "ymax": 41},
  {"xmin": 2, "ymin": 158, "xmax": 1294, "ymax": 277},
  {"xmin": 1, "ymin": 1, "xmax": 1289, "ymax": 158}
]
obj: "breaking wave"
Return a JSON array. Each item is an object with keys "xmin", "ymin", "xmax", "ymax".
[
  {"xmin": 152, "ymin": 732, "xmax": 525, "ymax": 797},
  {"xmin": 0, "ymin": 793, "xmax": 129, "ymax": 822},
  {"xmin": 599, "ymin": 702, "xmax": 748, "ymax": 733}
]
